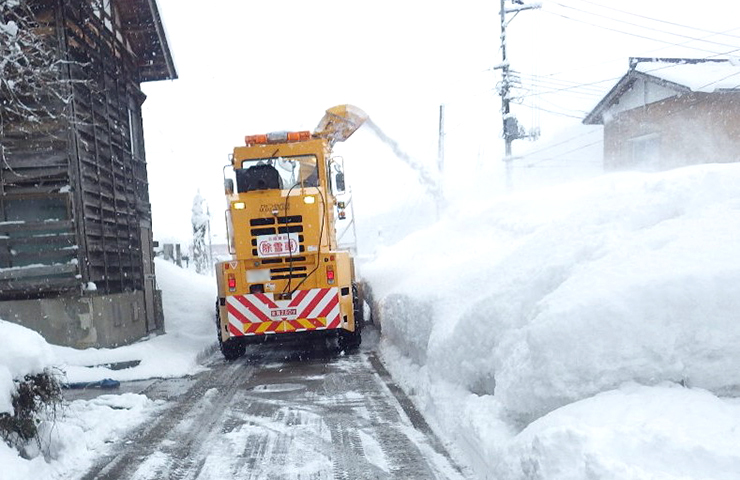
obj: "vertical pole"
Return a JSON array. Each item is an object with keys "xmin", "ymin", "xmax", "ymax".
[
  {"xmin": 500, "ymin": 0, "xmax": 513, "ymax": 190},
  {"xmin": 207, "ymin": 205, "xmax": 214, "ymax": 274},
  {"xmin": 349, "ymin": 191, "xmax": 358, "ymax": 255},
  {"xmin": 437, "ymin": 104, "xmax": 445, "ymax": 176},
  {"xmin": 437, "ymin": 104, "xmax": 445, "ymax": 220},
  {"xmin": 498, "ymin": 1, "xmax": 540, "ymax": 191}
]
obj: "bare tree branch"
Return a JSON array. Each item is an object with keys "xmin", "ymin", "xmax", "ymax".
[{"xmin": 1, "ymin": 0, "xmax": 71, "ymax": 174}]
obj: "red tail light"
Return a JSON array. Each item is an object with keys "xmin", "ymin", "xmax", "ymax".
[
  {"xmin": 326, "ymin": 266, "xmax": 335, "ymax": 283},
  {"xmin": 228, "ymin": 273, "xmax": 236, "ymax": 291}
]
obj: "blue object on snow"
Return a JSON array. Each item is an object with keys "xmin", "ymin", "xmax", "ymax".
[
  {"xmin": 63, "ymin": 378, "xmax": 121, "ymax": 390},
  {"xmin": 99, "ymin": 378, "xmax": 120, "ymax": 389}
]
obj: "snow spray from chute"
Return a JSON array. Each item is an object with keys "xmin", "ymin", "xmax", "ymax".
[
  {"xmin": 362, "ymin": 118, "xmax": 444, "ymax": 207},
  {"xmin": 314, "ymin": 105, "xmax": 444, "ymax": 213}
]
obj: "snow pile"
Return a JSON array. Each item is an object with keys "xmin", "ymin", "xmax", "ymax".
[
  {"xmin": 0, "ymin": 321, "xmax": 55, "ymax": 413},
  {"xmin": 0, "ymin": 258, "xmax": 216, "ymax": 478},
  {"xmin": 0, "ymin": 330, "xmax": 163, "ymax": 480},
  {"xmin": 496, "ymin": 384, "xmax": 740, "ymax": 480},
  {"xmin": 1, "ymin": 393, "xmax": 159, "ymax": 480},
  {"xmin": 364, "ymin": 163, "xmax": 740, "ymax": 478}
]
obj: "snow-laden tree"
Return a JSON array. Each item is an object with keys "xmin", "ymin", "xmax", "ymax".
[{"xmin": 191, "ymin": 191, "xmax": 210, "ymax": 274}]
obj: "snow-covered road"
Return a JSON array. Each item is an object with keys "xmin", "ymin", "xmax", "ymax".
[{"xmin": 76, "ymin": 339, "xmax": 468, "ymax": 480}]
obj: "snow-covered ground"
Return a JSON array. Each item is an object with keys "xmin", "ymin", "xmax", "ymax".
[
  {"xmin": 0, "ymin": 261, "xmax": 217, "ymax": 479},
  {"xmin": 2, "ymin": 163, "xmax": 740, "ymax": 479}
]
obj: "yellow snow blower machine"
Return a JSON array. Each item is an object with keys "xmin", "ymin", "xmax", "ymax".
[{"xmin": 215, "ymin": 105, "xmax": 367, "ymax": 359}]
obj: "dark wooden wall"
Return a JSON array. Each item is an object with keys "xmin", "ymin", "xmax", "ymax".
[{"xmin": 0, "ymin": 0, "xmax": 154, "ymax": 299}]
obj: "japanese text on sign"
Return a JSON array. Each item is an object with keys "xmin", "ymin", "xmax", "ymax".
[{"xmin": 256, "ymin": 233, "xmax": 299, "ymax": 258}]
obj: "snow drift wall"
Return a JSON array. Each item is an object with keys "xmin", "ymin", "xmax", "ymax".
[{"xmin": 364, "ymin": 164, "xmax": 740, "ymax": 424}]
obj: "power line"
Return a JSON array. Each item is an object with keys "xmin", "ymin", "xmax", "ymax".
[
  {"xmin": 516, "ymin": 72, "xmax": 604, "ymax": 91},
  {"xmin": 519, "ymin": 127, "xmax": 602, "ymax": 158},
  {"xmin": 551, "ymin": 2, "xmax": 740, "ymax": 51},
  {"xmin": 520, "ymin": 139, "xmax": 604, "ymax": 166},
  {"xmin": 520, "ymin": 100, "xmax": 585, "ymax": 119},
  {"xmin": 516, "ymin": 75, "xmax": 620, "ymax": 99},
  {"xmin": 514, "ymin": 72, "xmax": 605, "ymax": 95},
  {"xmin": 516, "ymin": 80, "xmax": 605, "ymax": 99},
  {"xmin": 541, "ymin": 9, "xmax": 728, "ymax": 56},
  {"xmin": 694, "ymin": 69, "xmax": 740, "ymax": 91},
  {"xmin": 535, "ymin": 95, "xmax": 590, "ymax": 116},
  {"xmin": 533, "ymin": 25, "xmax": 740, "ymax": 80},
  {"xmin": 572, "ymin": 0, "xmax": 740, "ymax": 41}
]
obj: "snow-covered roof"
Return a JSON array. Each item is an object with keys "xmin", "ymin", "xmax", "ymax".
[
  {"xmin": 583, "ymin": 58, "xmax": 740, "ymax": 125},
  {"xmin": 634, "ymin": 58, "xmax": 740, "ymax": 93}
]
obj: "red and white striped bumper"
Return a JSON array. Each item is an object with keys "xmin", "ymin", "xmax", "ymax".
[{"xmin": 225, "ymin": 288, "xmax": 341, "ymax": 337}]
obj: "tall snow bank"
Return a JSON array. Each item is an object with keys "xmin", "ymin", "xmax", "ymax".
[{"xmin": 364, "ymin": 164, "xmax": 740, "ymax": 423}]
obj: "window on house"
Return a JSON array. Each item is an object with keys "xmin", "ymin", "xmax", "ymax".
[
  {"xmin": 630, "ymin": 134, "xmax": 661, "ymax": 171},
  {"xmin": 128, "ymin": 105, "xmax": 144, "ymax": 159}
]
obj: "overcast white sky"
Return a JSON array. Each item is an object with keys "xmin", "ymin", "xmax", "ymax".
[{"xmin": 141, "ymin": 0, "xmax": 740, "ymax": 245}]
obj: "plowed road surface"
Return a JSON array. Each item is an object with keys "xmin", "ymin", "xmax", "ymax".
[{"xmin": 78, "ymin": 334, "xmax": 470, "ymax": 479}]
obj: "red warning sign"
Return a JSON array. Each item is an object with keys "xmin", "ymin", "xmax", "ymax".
[{"xmin": 256, "ymin": 233, "xmax": 299, "ymax": 258}]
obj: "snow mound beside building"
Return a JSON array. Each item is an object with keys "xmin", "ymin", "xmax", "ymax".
[{"xmin": 0, "ymin": 321, "xmax": 56, "ymax": 414}]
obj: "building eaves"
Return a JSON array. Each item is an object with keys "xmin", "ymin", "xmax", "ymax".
[
  {"xmin": 118, "ymin": 0, "xmax": 177, "ymax": 82},
  {"xmin": 583, "ymin": 65, "xmax": 691, "ymax": 125}
]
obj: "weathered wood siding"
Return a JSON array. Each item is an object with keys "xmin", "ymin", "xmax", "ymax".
[{"xmin": 0, "ymin": 0, "xmax": 154, "ymax": 299}]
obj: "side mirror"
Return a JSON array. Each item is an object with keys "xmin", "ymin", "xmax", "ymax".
[
  {"xmin": 335, "ymin": 172, "xmax": 345, "ymax": 193},
  {"xmin": 224, "ymin": 178, "xmax": 234, "ymax": 195}
]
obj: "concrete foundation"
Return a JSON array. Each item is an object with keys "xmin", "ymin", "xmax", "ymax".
[{"xmin": 0, "ymin": 290, "xmax": 162, "ymax": 348}]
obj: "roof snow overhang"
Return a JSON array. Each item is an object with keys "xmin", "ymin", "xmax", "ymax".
[
  {"xmin": 118, "ymin": 0, "xmax": 177, "ymax": 82},
  {"xmin": 583, "ymin": 65, "xmax": 690, "ymax": 125}
]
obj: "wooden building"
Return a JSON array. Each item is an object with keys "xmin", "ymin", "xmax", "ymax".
[
  {"xmin": 583, "ymin": 58, "xmax": 740, "ymax": 171},
  {"xmin": 0, "ymin": 0, "xmax": 176, "ymax": 347}
]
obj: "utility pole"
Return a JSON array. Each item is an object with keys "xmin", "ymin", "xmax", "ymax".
[
  {"xmin": 437, "ymin": 105, "xmax": 445, "ymax": 177},
  {"xmin": 437, "ymin": 104, "xmax": 445, "ymax": 177},
  {"xmin": 436, "ymin": 104, "xmax": 445, "ymax": 220},
  {"xmin": 497, "ymin": 0, "xmax": 541, "ymax": 190}
]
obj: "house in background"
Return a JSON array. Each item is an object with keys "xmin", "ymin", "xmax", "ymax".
[
  {"xmin": 0, "ymin": 0, "xmax": 176, "ymax": 348},
  {"xmin": 583, "ymin": 57, "xmax": 740, "ymax": 171}
]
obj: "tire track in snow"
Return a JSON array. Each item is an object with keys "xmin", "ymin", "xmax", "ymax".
[
  {"xmin": 78, "ymin": 340, "xmax": 469, "ymax": 480},
  {"xmin": 79, "ymin": 357, "xmax": 255, "ymax": 480}
]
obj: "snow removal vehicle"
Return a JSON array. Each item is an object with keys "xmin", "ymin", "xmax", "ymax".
[{"xmin": 215, "ymin": 105, "xmax": 367, "ymax": 359}]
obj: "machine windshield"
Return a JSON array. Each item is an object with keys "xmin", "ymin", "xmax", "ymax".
[{"xmin": 236, "ymin": 155, "xmax": 318, "ymax": 193}]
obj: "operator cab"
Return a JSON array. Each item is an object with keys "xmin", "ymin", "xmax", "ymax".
[{"xmin": 235, "ymin": 155, "xmax": 319, "ymax": 193}]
